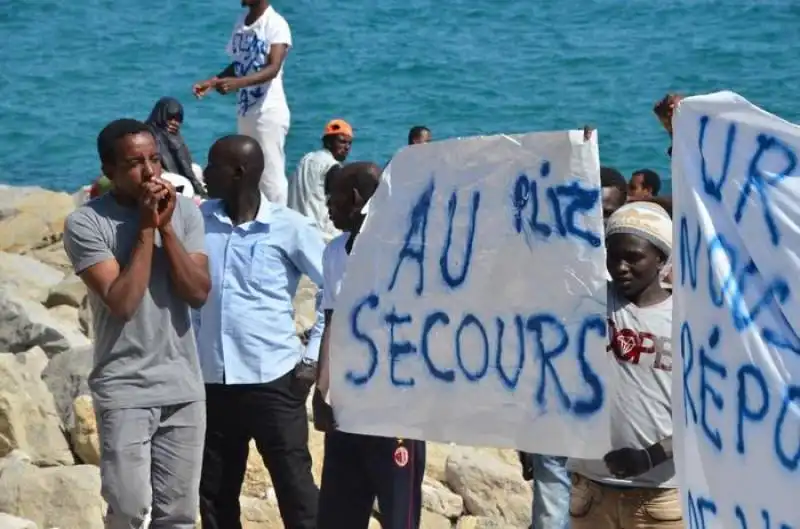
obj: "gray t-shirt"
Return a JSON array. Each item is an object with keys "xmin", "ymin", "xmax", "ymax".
[
  {"xmin": 63, "ymin": 193, "xmax": 206, "ymax": 410},
  {"xmin": 568, "ymin": 285, "xmax": 675, "ymax": 488}
]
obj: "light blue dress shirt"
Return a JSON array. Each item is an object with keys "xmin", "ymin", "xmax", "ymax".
[{"xmin": 193, "ymin": 196, "xmax": 325, "ymax": 385}]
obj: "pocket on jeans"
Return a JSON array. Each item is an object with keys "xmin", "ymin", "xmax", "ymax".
[
  {"xmin": 568, "ymin": 475, "xmax": 596, "ymax": 518},
  {"xmin": 642, "ymin": 488, "xmax": 683, "ymax": 522}
]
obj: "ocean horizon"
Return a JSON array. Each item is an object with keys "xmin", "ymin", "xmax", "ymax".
[{"xmin": 3, "ymin": 0, "xmax": 800, "ymax": 194}]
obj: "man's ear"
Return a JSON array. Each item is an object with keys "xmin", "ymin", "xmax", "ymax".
[
  {"xmin": 101, "ymin": 164, "xmax": 113, "ymax": 181},
  {"xmin": 352, "ymin": 187, "xmax": 364, "ymax": 211}
]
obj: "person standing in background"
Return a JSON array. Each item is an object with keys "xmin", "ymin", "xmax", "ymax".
[
  {"xmin": 63, "ymin": 119, "xmax": 210, "ymax": 529},
  {"xmin": 627, "ymin": 169, "xmax": 661, "ymax": 201},
  {"xmin": 407, "ymin": 125, "xmax": 431, "ymax": 145},
  {"xmin": 195, "ymin": 135, "xmax": 323, "ymax": 529},
  {"xmin": 287, "ymin": 119, "xmax": 353, "ymax": 241},
  {"xmin": 193, "ymin": 0, "xmax": 292, "ymax": 205},
  {"xmin": 145, "ymin": 97, "xmax": 206, "ymax": 197}
]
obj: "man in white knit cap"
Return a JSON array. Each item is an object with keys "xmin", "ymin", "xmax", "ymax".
[{"xmin": 569, "ymin": 202, "xmax": 680, "ymax": 529}]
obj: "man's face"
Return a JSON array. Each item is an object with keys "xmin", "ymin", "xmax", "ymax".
[
  {"xmin": 412, "ymin": 130, "xmax": 431, "ymax": 144},
  {"xmin": 204, "ymin": 144, "xmax": 236, "ymax": 200},
  {"xmin": 327, "ymin": 134, "xmax": 352, "ymax": 162},
  {"xmin": 607, "ymin": 233, "xmax": 664, "ymax": 300},
  {"xmin": 103, "ymin": 132, "xmax": 160, "ymax": 199},
  {"xmin": 241, "ymin": 0, "xmax": 258, "ymax": 7},
  {"xmin": 601, "ymin": 187, "xmax": 626, "ymax": 228},
  {"xmin": 628, "ymin": 173, "xmax": 652, "ymax": 200}
]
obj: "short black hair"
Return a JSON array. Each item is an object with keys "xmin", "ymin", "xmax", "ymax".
[
  {"xmin": 342, "ymin": 162, "xmax": 381, "ymax": 202},
  {"xmin": 97, "ymin": 119, "xmax": 153, "ymax": 165},
  {"xmin": 408, "ymin": 126, "xmax": 430, "ymax": 145},
  {"xmin": 600, "ymin": 166, "xmax": 628, "ymax": 200},
  {"xmin": 632, "ymin": 168, "xmax": 661, "ymax": 195}
]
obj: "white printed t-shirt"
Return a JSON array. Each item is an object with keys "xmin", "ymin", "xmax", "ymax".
[
  {"xmin": 227, "ymin": 6, "xmax": 292, "ymax": 125},
  {"xmin": 568, "ymin": 284, "xmax": 675, "ymax": 488},
  {"xmin": 288, "ymin": 149, "xmax": 341, "ymax": 242},
  {"xmin": 321, "ymin": 233, "xmax": 349, "ymax": 311}
]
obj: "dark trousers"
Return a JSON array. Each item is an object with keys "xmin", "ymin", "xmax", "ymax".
[
  {"xmin": 199, "ymin": 372, "xmax": 319, "ymax": 529},
  {"xmin": 317, "ymin": 431, "xmax": 425, "ymax": 529}
]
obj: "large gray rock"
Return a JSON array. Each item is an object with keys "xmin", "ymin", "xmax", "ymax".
[
  {"xmin": 0, "ymin": 252, "xmax": 64, "ymax": 303},
  {"xmin": 0, "ymin": 287, "xmax": 90, "ymax": 356},
  {"xmin": 41, "ymin": 345, "xmax": 93, "ymax": 429},
  {"xmin": 0, "ymin": 352, "xmax": 73, "ymax": 466},
  {"xmin": 0, "ymin": 459, "xmax": 104, "ymax": 529},
  {"xmin": 445, "ymin": 447, "xmax": 532, "ymax": 527}
]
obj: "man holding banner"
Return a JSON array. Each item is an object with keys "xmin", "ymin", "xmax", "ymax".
[
  {"xmin": 568, "ymin": 202, "xmax": 680, "ymax": 528},
  {"xmin": 314, "ymin": 162, "xmax": 426, "ymax": 529}
]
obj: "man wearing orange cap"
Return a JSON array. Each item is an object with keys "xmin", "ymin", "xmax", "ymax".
[{"xmin": 287, "ymin": 119, "xmax": 353, "ymax": 241}]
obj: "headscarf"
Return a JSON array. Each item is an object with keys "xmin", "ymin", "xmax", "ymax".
[
  {"xmin": 605, "ymin": 202, "xmax": 672, "ymax": 258},
  {"xmin": 146, "ymin": 97, "xmax": 205, "ymax": 196}
]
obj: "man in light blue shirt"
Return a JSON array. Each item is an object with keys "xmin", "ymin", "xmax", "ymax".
[{"xmin": 194, "ymin": 135, "xmax": 324, "ymax": 529}]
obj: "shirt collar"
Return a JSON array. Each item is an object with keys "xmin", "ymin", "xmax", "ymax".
[{"xmin": 202, "ymin": 194, "xmax": 273, "ymax": 226}]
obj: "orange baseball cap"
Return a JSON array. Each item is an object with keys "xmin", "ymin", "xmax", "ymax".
[{"xmin": 323, "ymin": 119, "xmax": 353, "ymax": 138}]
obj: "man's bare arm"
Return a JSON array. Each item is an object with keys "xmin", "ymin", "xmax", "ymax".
[
  {"xmin": 79, "ymin": 229, "xmax": 155, "ymax": 321},
  {"xmin": 236, "ymin": 44, "xmax": 288, "ymax": 88},
  {"xmin": 161, "ymin": 226, "xmax": 210, "ymax": 308},
  {"xmin": 316, "ymin": 310, "xmax": 334, "ymax": 397}
]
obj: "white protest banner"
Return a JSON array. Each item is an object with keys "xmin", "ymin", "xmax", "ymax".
[
  {"xmin": 329, "ymin": 131, "xmax": 614, "ymax": 457},
  {"xmin": 673, "ymin": 91, "xmax": 800, "ymax": 529}
]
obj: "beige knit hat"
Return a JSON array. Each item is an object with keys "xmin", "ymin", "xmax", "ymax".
[{"xmin": 606, "ymin": 202, "xmax": 672, "ymax": 257}]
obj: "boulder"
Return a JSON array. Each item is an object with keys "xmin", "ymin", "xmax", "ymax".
[
  {"xmin": 0, "ymin": 186, "xmax": 74, "ymax": 253},
  {"xmin": 420, "ymin": 509, "xmax": 453, "ymax": 529},
  {"xmin": 0, "ymin": 513, "xmax": 38, "ymax": 529},
  {"xmin": 70, "ymin": 395, "xmax": 100, "ymax": 466},
  {"xmin": 0, "ymin": 252, "xmax": 64, "ymax": 303},
  {"xmin": 29, "ymin": 242, "xmax": 73, "ymax": 273},
  {"xmin": 45, "ymin": 273, "xmax": 86, "ymax": 309},
  {"xmin": 445, "ymin": 448, "xmax": 531, "ymax": 527},
  {"xmin": 0, "ymin": 287, "xmax": 90, "ymax": 356},
  {"xmin": 41, "ymin": 345, "xmax": 93, "ymax": 429},
  {"xmin": 0, "ymin": 352, "xmax": 73, "ymax": 466},
  {"xmin": 0, "ymin": 459, "xmax": 104, "ymax": 529},
  {"xmin": 456, "ymin": 516, "xmax": 515, "ymax": 529},
  {"xmin": 423, "ymin": 477, "xmax": 464, "ymax": 519}
]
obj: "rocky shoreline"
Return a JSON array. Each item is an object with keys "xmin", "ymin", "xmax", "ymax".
[{"xmin": 0, "ymin": 184, "xmax": 533, "ymax": 529}]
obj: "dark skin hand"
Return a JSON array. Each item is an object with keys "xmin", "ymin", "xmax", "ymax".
[
  {"xmin": 78, "ymin": 180, "xmax": 167, "ymax": 321},
  {"xmin": 604, "ymin": 439, "xmax": 671, "ymax": 479},
  {"xmin": 195, "ymin": 43, "xmax": 288, "ymax": 97},
  {"xmin": 151, "ymin": 177, "xmax": 210, "ymax": 308}
]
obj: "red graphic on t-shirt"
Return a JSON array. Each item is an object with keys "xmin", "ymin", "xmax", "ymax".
[{"xmin": 607, "ymin": 319, "xmax": 672, "ymax": 371}]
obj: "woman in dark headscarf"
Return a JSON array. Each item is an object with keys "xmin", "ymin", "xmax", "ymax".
[{"xmin": 146, "ymin": 97, "xmax": 205, "ymax": 196}]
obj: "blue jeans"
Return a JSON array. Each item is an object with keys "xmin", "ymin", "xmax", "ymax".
[{"xmin": 531, "ymin": 454, "xmax": 571, "ymax": 529}]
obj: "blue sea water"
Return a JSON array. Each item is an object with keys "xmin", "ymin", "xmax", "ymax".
[{"xmin": 2, "ymin": 0, "xmax": 800, "ymax": 193}]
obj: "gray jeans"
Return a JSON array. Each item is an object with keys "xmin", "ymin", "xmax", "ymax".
[{"xmin": 96, "ymin": 401, "xmax": 205, "ymax": 529}]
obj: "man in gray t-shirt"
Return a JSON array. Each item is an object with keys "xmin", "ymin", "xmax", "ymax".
[{"xmin": 63, "ymin": 118, "xmax": 210, "ymax": 529}]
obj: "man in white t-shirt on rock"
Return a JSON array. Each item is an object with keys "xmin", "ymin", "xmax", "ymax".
[
  {"xmin": 193, "ymin": 0, "xmax": 292, "ymax": 206},
  {"xmin": 287, "ymin": 119, "xmax": 353, "ymax": 242},
  {"xmin": 568, "ymin": 202, "xmax": 680, "ymax": 529}
]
